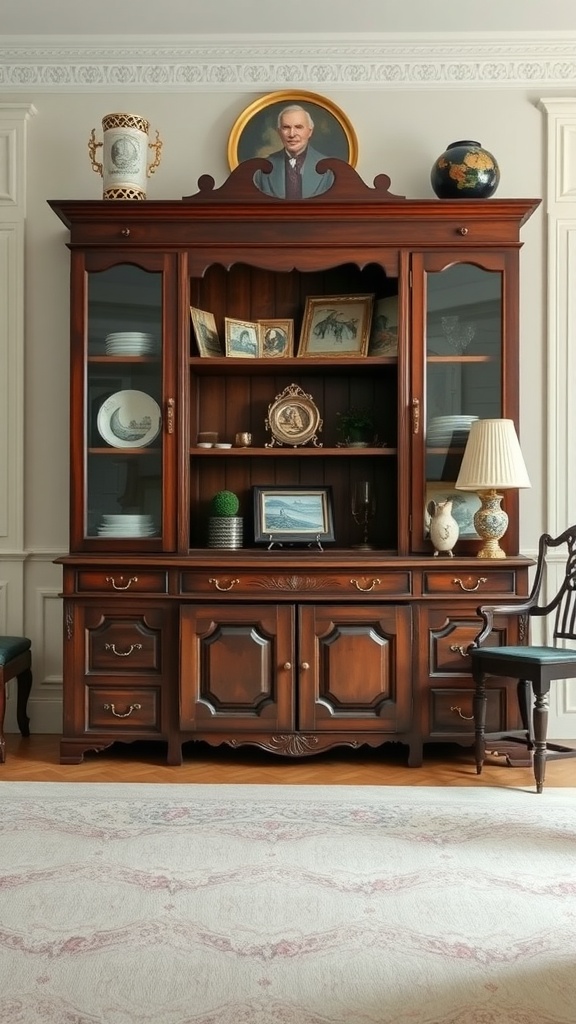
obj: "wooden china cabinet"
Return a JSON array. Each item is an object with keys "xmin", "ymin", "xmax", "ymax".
[{"xmin": 49, "ymin": 160, "xmax": 539, "ymax": 766}]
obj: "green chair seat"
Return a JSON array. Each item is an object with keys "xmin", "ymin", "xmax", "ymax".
[
  {"xmin": 473, "ymin": 645, "xmax": 576, "ymax": 665},
  {"xmin": 0, "ymin": 636, "xmax": 31, "ymax": 666}
]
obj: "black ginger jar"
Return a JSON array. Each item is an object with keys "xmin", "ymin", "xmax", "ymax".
[{"xmin": 430, "ymin": 140, "xmax": 500, "ymax": 199}]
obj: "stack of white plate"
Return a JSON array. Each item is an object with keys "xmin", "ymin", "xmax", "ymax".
[
  {"xmin": 97, "ymin": 514, "xmax": 157, "ymax": 537},
  {"xmin": 427, "ymin": 414, "xmax": 478, "ymax": 447},
  {"xmin": 105, "ymin": 332, "xmax": 157, "ymax": 356}
]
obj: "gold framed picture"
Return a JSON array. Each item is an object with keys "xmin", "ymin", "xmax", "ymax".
[
  {"xmin": 258, "ymin": 319, "xmax": 294, "ymax": 358},
  {"xmin": 190, "ymin": 307, "xmax": 222, "ymax": 357},
  {"xmin": 298, "ymin": 294, "xmax": 374, "ymax": 358},
  {"xmin": 224, "ymin": 318, "xmax": 259, "ymax": 358},
  {"xmin": 227, "ymin": 90, "xmax": 358, "ymax": 200},
  {"xmin": 368, "ymin": 296, "xmax": 399, "ymax": 357}
]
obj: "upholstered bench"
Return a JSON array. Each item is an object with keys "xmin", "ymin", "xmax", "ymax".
[{"xmin": 0, "ymin": 636, "xmax": 32, "ymax": 762}]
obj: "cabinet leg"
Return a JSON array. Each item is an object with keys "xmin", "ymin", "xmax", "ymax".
[
  {"xmin": 473, "ymin": 672, "xmax": 487, "ymax": 775},
  {"xmin": 407, "ymin": 741, "xmax": 423, "ymax": 767},
  {"xmin": 166, "ymin": 737, "xmax": 183, "ymax": 766}
]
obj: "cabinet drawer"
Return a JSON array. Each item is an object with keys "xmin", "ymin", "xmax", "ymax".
[
  {"xmin": 423, "ymin": 570, "xmax": 517, "ymax": 597},
  {"xmin": 429, "ymin": 687, "xmax": 505, "ymax": 736},
  {"xmin": 77, "ymin": 570, "xmax": 168, "ymax": 594},
  {"xmin": 86, "ymin": 687, "xmax": 160, "ymax": 731},
  {"xmin": 87, "ymin": 618, "xmax": 161, "ymax": 673},
  {"xmin": 180, "ymin": 570, "xmax": 412, "ymax": 598}
]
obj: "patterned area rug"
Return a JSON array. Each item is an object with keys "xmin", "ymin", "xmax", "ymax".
[{"xmin": 1, "ymin": 783, "xmax": 575, "ymax": 1024}]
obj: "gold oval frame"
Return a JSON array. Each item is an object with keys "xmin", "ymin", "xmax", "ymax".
[
  {"xmin": 227, "ymin": 90, "xmax": 358, "ymax": 171},
  {"xmin": 266, "ymin": 388, "xmax": 322, "ymax": 448}
]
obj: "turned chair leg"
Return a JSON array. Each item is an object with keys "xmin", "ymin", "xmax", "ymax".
[{"xmin": 532, "ymin": 686, "xmax": 549, "ymax": 794}]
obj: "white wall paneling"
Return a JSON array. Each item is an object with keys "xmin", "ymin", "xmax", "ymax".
[{"xmin": 538, "ymin": 98, "xmax": 576, "ymax": 737}]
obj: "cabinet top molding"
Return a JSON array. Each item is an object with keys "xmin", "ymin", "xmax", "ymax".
[{"xmin": 49, "ymin": 160, "xmax": 541, "ymax": 239}]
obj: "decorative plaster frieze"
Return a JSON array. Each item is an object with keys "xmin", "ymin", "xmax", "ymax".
[{"xmin": 1, "ymin": 35, "xmax": 576, "ymax": 91}]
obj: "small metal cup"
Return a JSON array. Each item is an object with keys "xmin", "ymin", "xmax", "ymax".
[{"xmin": 234, "ymin": 432, "xmax": 252, "ymax": 447}]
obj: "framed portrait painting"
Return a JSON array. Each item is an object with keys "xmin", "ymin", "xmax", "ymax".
[
  {"xmin": 227, "ymin": 90, "xmax": 358, "ymax": 200},
  {"xmin": 253, "ymin": 485, "xmax": 335, "ymax": 546},
  {"xmin": 298, "ymin": 294, "xmax": 374, "ymax": 357}
]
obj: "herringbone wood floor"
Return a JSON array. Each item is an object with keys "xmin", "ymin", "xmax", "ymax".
[{"xmin": 2, "ymin": 734, "xmax": 576, "ymax": 787}]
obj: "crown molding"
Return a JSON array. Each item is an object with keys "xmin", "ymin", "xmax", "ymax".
[{"xmin": 2, "ymin": 33, "xmax": 576, "ymax": 91}]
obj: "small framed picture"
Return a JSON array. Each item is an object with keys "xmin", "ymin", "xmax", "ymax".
[
  {"xmin": 368, "ymin": 296, "xmax": 398, "ymax": 356},
  {"xmin": 253, "ymin": 485, "xmax": 335, "ymax": 545},
  {"xmin": 224, "ymin": 318, "xmax": 259, "ymax": 358},
  {"xmin": 298, "ymin": 294, "xmax": 374, "ymax": 357},
  {"xmin": 258, "ymin": 319, "xmax": 294, "ymax": 358},
  {"xmin": 190, "ymin": 307, "xmax": 223, "ymax": 357}
]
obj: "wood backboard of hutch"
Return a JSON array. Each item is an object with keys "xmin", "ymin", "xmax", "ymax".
[{"xmin": 49, "ymin": 158, "xmax": 540, "ymax": 766}]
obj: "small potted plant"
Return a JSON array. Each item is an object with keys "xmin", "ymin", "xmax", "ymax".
[
  {"xmin": 208, "ymin": 489, "xmax": 243, "ymax": 549},
  {"xmin": 336, "ymin": 406, "xmax": 377, "ymax": 447}
]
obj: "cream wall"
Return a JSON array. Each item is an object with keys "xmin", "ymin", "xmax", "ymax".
[{"xmin": 0, "ymin": 34, "xmax": 572, "ymax": 735}]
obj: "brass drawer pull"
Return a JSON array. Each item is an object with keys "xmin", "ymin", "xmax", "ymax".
[
  {"xmin": 452, "ymin": 576, "xmax": 488, "ymax": 592},
  {"xmin": 458, "ymin": 227, "xmax": 469, "ymax": 236},
  {"xmin": 209, "ymin": 577, "xmax": 239, "ymax": 592},
  {"xmin": 449, "ymin": 644, "xmax": 470, "ymax": 658},
  {"xmin": 450, "ymin": 705, "xmax": 473, "ymax": 721},
  {"xmin": 103, "ymin": 702, "xmax": 142, "ymax": 718},
  {"xmin": 105, "ymin": 576, "xmax": 138, "ymax": 591},
  {"xmin": 104, "ymin": 643, "xmax": 143, "ymax": 657},
  {"xmin": 350, "ymin": 577, "xmax": 381, "ymax": 593}
]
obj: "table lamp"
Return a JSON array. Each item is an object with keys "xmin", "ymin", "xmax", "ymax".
[{"xmin": 455, "ymin": 418, "xmax": 531, "ymax": 558}]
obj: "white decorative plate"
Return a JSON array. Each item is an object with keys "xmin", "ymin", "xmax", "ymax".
[{"xmin": 97, "ymin": 390, "xmax": 161, "ymax": 449}]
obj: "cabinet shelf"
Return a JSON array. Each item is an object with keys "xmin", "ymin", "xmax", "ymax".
[
  {"xmin": 89, "ymin": 447, "xmax": 161, "ymax": 455},
  {"xmin": 188, "ymin": 356, "xmax": 397, "ymax": 376},
  {"xmin": 190, "ymin": 446, "xmax": 396, "ymax": 457}
]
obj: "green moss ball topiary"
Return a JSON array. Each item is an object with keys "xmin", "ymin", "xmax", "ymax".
[{"xmin": 209, "ymin": 490, "xmax": 240, "ymax": 517}]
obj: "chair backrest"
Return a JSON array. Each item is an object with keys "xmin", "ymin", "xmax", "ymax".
[{"xmin": 528, "ymin": 525, "xmax": 576, "ymax": 641}]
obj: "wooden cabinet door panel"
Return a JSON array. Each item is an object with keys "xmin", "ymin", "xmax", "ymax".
[
  {"xmin": 298, "ymin": 604, "xmax": 412, "ymax": 732},
  {"xmin": 180, "ymin": 604, "xmax": 295, "ymax": 732}
]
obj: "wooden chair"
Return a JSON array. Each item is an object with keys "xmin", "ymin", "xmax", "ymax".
[
  {"xmin": 469, "ymin": 525, "xmax": 576, "ymax": 792},
  {"xmin": 0, "ymin": 636, "xmax": 32, "ymax": 762}
]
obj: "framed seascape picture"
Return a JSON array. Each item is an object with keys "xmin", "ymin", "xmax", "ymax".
[
  {"xmin": 258, "ymin": 319, "xmax": 294, "ymax": 358},
  {"xmin": 298, "ymin": 294, "xmax": 374, "ymax": 357},
  {"xmin": 424, "ymin": 483, "xmax": 481, "ymax": 540},
  {"xmin": 224, "ymin": 318, "xmax": 259, "ymax": 358},
  {"xmin": 253, "ymin": 485, "xmax": 335, "ymax": 545},
  {"xmin": 227, "ymin": 90, "xmax": 358, "ymax": 200},
  {"xmin": 190, "ymin": 307, "xmax": 223, "ymax": 357}
]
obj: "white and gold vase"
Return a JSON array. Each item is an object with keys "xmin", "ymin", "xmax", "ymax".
[{"xmin": 88, "ymin": 113, "xmax": 162, "ymax": 200}]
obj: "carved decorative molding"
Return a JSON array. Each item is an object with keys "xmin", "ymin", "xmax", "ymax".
[{"xmin": 1, "ymin": 36, "xmax": 576, "ymax": 91}]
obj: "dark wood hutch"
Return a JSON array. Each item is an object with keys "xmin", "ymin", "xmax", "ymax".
[{"xmin": 49, "ymin": 159, "xmax": 539, "ymax": 766}]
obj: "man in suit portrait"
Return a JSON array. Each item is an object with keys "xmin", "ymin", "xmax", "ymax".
[{"xmin": 253, "ymin": 105, "xmax": 334, "ymax": 199}]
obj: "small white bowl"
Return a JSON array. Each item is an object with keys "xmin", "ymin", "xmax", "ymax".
[
  {"xmin": 214, "ymin": 442, "xmax": 232, "ymax": 449},
  {"xmin": 197, "ymin": 442, "xmax": 214, "ymax": 448}
]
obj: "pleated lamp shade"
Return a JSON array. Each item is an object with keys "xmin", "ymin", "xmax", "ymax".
[{"xmin": 455, "ymin": 419, "xmax": 531, "ymax": 492}]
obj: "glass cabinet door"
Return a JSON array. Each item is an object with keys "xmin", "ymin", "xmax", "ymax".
[
  {"xmin": 75, "ymin": 258, "xmax": 173, "ymax": 550},
  {"xmin": 411, "ymin": 254, "xmax": 507, "ymax": 554}
]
